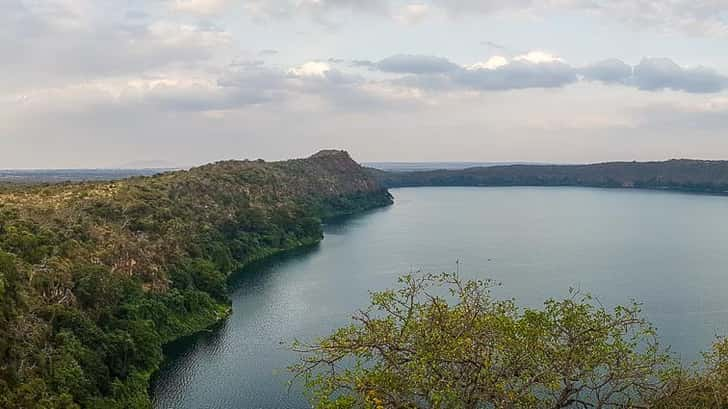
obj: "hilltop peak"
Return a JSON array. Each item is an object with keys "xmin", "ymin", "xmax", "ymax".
[{"xmin": 309, "ymin": 149, "xmax": 351, "ymax": 160}]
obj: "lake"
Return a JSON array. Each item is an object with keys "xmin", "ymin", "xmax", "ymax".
[{"xmin": 152, "ymin": 187, "xmax": 728, "ymax": 409}]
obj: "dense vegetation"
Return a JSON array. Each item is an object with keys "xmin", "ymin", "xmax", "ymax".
[
  {"xmin": 369, "ymin": 159, "xmax": 728, "ymax": 194},
  {"xmin": 0, "ymin": 150, "xmax": 392, "ymax": 408},
  {"xmin": 293, "ymin": 273, "xmax": 728, "ymax": 408}
]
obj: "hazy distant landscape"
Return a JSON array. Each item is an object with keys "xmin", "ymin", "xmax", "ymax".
[
  {"xmin": 0, "ymin": 168, "xmax": 173, "ymax": 183},
  {"xmin": 9, "ymin": 159, "xmax": 728, "ymax": 196},
  {"xmin": 364, "ymin": 161, "xmax": 545, "ymax": 172},
  {"xmin": 0, "ymin": 163, "xmax": 533, "ymax": 183}
]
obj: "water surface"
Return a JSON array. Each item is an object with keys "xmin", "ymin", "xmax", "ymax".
[{"xmin": 153, "ymin": 187, "xmax": 728, "ymax": 409}]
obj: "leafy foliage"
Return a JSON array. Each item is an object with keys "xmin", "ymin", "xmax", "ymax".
[
  {"xmin": 0, "ymin": 150, "xmax": 392, "ymax": 408},
  {"xmin": 653, "ymin": 338, "xmax": 728, "ymax": 408},
  {"xmin": 293, "ymin": 273, "xmax": 728, "ymax": 409}
]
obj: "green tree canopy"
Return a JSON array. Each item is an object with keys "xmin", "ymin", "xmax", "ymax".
[{"xmin": 292, "ymin": 273, "xmax": 686, "ymax": 409}]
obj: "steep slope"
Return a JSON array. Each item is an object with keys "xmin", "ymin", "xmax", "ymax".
[
  {"xmin": 369, "ymin": 159, "xmax": 728, "ymax": 193},
  {"xmin": 0, "ymin": 150, "xmax": 391, "ymax": 409}
]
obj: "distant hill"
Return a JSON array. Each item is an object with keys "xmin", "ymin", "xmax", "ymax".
[
  {"xmin": 368, "ymin": 159, "xmax": 728, "ymax": 194},
  {"xmin": 116, "ymin": 160, "xmax": 178, "ymax": 169},
  {"xmin": 365, "ymin": 161, "xmax": 544, "ymax": 172}
]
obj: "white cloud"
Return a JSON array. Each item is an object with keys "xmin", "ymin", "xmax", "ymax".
[
  {"xmin": 453, "ymin": 58, "xmax": 577, "ymax": 90},
  {"xmin": 3, "ymin": 1, "xmax": 728, "ymax": 168},
  {"xmin": 172, "ymin": 0, "xmax": 230, "ymax": 15},
  {"xmin": 238, "ymin": 0, "xmax": 728, "ymax": 37},
  {"xmin": 633, "ymin": 57, "xmax": 727, "ymax": 93},
  {"xmin": 288, "ymin": 61, "xmax": 332, "ymax": 77},
  {"xmin": 380, "ymin": 53, "xmax": 728, "ymax": 94},
  {"xmin": 513, "ymin": 51, "xmax": 564, "ymax": 64},
  {"xmin": 578, "ymin": 0, "xmax": 728, "ymax": 37},
  {"xmin": 0, "ymin": 1, "xmax": 234, "ymax": 93},
  {"xmin": 241, "ymin": 0, "xmax": 389, "ymax": 21},
  {"xmin": 395, "ymin": 4, "xmax": 431, "ymax": 24},
  {"xmin": 146, "ymin": 21, "xmax": 232, "ymax": 49},
  {"xmin": 5, "ymin": 57, "xmax": 425, "ymax": 118},
  {"xmin": 430, "ymin": 0, "xmax": 728, "ymax": 36},
  {"xmin": 8, "ymin": 46, "xmax": 728, "ymax": 134},
  {"xmin": 467, "ymin": 56, "xmax": 509, "ymax": 70}
]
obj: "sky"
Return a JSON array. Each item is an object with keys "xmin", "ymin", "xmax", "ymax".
[{"xmin": 4, "ymin": 1, "xmax": 728, "ymax": 168}]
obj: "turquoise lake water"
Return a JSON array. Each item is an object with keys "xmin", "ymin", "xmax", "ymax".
[{"xmin": 153, "ymin": 187, "xmax": 728, "ymax": 409}]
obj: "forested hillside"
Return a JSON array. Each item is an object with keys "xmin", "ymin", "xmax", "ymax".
[
  {"xmin": 0, "ymin": 150, "xmax": 392, "ymax": 408},
  {"xmin": 370, "ymin": 159, "xmax": 728, "ymax": 193}
]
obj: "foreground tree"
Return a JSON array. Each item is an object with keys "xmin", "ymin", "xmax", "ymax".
[
  {"xmin": 292, "ymin": 273, "xmax": 680, "ymax": 409},
  {"xmin": 653, "ymin": 338, "xmax": 728, "ymax": 408}
]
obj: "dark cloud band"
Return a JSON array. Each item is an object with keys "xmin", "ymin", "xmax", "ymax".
[{"xmin": 371, "ymin": 54, "xmax": 728, "ymax": 94}]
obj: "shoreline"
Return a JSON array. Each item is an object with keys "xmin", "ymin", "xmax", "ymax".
[{"xmin": 146, "ymin": 195, "xmax": 393, "ymax": 406}]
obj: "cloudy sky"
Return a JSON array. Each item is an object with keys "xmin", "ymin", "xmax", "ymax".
[{"xmin": 4, "ymin": 1, "xmax": 728, "ymax": 168}]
